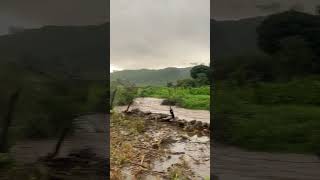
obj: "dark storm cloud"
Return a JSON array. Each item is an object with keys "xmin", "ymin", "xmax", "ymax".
[
  {"xmin": 111, "ymin": 0, "xmax": 210, "ymax": 70},
  {"xmin": 255, "ymin": 2, "xmax": 282, "ymax": 12},
  {"xmin": 211, "ymin": 0, "xmax": 320, "ymax": 20},
  {"xmin": 0, "ymin": 0, "xmax": 109, "ymax": 34},
  {"xmin": 0, "ymin": 0, "xmax": 108, "ymax": 24}
]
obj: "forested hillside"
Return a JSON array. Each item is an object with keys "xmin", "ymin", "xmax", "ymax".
[
  {"xmin": 0, "ymin": 23, "xmax": 109, "ymax": 80},
  {"xmin": 111, "ymin": 67, "xmax": 191, "ymax": 86}
]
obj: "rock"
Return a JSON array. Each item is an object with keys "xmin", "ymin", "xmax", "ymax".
[
  {"xmin": 144, "ymin": 111, "xmax": 152, "ymax": 115},
  {"xmin": 152, "ymin": 143, "xmax": 159, "ymax": 149},
  {"xmin": 180, "ymin": 135, "xmax": 190, "ymax": 141},
  {"xmin": 160, "ymin": 116, "xmax": 172, "ymax": 122},
  {"xmin": 159, "ymin": 113, "xmax": 169, "ymax": 119},
  {"xmin": 194, "ymin": 121, "xmax": 203, "ymax": 129},
  {"xmin": 203, "ymin": 129, "xmax": 210, "ymax": 135},
  {"xmin": 177, "ymin": 120, "xmax": 186, "ymax": 127},
  {"xmin": 184, "ymin": 124, "xmax": 193, "ymax": 131},
  {"xmin": 202, "ymin": 122, "xmax": 209, "ymax": 128},
  {"xmin": 189, "ymin": 120, "xmax": 197, "ymax": 125},
  {"xmin": 161, "ymin": 99, "xmax": 176, "ymax": 106}
]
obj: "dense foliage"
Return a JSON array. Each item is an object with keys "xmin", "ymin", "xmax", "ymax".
[
  {"xmin": 213, "ymin": 10, "xmax": 320, "ymax": 153},
  {"xmin": 140, "ymin": 86, "xmax": 209, "ymax": 110},
  {"xmin": 111, "ymin": 67, "xmax": 191, "ymax": 86}
]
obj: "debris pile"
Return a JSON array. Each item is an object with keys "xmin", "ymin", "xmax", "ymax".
[{"xmin": 125, "ymin": 108, "xmax": 210, "ymax": 135}]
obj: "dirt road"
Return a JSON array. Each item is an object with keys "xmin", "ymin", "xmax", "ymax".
[
  {"xmin": 213, "ymin": 144, "xmax": 320, "ymax": 180},
  {"xmin": 11, "ymin": 114, "xmax": 109, "ymax": 164}
]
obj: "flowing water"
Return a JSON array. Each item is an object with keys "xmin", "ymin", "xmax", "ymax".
[{"xmin": 119, "ymin": 97, "xmax": 210, "ymax": 123}]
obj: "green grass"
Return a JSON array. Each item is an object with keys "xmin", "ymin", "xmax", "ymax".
[
  {"xmin": 214, "ymin": 78, "xmax": 320, "ymax": 153},
  {"xmin": 139, "ymin": 86, "xmax": 210, "ymax": 110}
]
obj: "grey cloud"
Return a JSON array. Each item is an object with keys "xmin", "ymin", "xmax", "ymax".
[
  {"xmin": 211, "ymin": 0, "xmax": 319, "ymax": 20},
  {"xmin": 0, "ymin": 0, "xmax": 108, "ymax": 25},
  {"xmin": 0, "ymin": 0, "xmax": 109, "ymax": 34},
  {"xmin": 111, "ymin": 0, "xmax": 210, "ymax": 70}
]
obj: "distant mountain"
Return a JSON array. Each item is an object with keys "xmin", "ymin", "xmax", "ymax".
[
  {"xmin": 111, "ymin": 67, "xmax": 191, "ymax": 86},
  {"xmin": 211, "ymin": 17, "xmax": 265, "ymax": 59},
  {"xmin": 0, "ymin": 23, "xmax": 109, "ymax": 80}
]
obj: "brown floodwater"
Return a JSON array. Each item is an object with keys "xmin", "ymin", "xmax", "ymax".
[{"xmin": 118, "ymin": 97, "xmax": 210, "ymax": 124}]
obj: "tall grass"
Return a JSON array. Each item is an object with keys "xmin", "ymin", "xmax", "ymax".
[{"xmin": 214, "ymin": 77, "xmax": 320, "ymax": 153}]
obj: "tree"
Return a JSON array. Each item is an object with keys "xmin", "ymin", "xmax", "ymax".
[
  {"xmin": 257, "ymin": 10, "xmax": 320, "ymax": 73},
  {"xmin": 257, "ymin": 11, "xmax": 320, "ymax": 55},
  {"xmin": 176, "ymin": 79, "xmax": 196, "ymax": 88},
  {"xmin": 277, "ymin": 36, "xmax": 315, "ymax": 78},
  {"xmin": 190, "ymin": 65, "xmax": 210, "ymax": 79},
  {"xmin": 111, "ymin": 79, "xmax": 138, "ymax": 112},
  {"xmin": 167, "ymin": 82, "xmax": 174, "ymax": 87}
]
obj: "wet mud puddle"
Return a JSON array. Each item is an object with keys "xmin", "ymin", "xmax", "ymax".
[
  {"xmin": 148, "ymin": 124, "xmax": 209, "ymax": 179},
  {"xmin": 122, "ymin": 122, "xmax": 210, "ymax": 180}
]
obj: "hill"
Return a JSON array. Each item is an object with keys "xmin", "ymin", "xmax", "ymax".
[
  {"xmin": 211, "ymin": 17, "xmax": 264, "ymax": 59},
  {"xmin": 0, "ymin": 23, "xmax": 109, "ymax": 80},
  {"xmin": 111, "ymin": 67, "xmax": 191, "ymax": 86}
]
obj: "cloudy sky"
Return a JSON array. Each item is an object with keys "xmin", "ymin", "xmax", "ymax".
[
  {"xmin": 0, "ymin": 0, "xmax": 319, "ymax": 71},
  {"xmin": 111, "ymin": 0, "xmax": 210, "ymax": 71},
  {"xmin": 212, "ymin": 0, "xmax": 319, "ymax": 20},
  {"xmin": 111, "ymin": 0, "xmax": 319, "ymax": 71},
  {"xmin": 0, "ymin": 0, "xmax": 108, "ymax": 35}
]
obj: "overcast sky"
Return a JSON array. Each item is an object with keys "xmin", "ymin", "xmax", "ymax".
[
  {"xmin": 0, "ymin": 0, "xmax": 108, "ymax": 35},
  {"xmin": 111, "ymin": 0, "xmax": 210, "ymax": 71},
  {"xmin": 0, "ymin": 0, "xmax": 319, "ymax": 71},
  {"xmin": 212, "ymin": 0, "xmax": 319, "ymax": 20}
]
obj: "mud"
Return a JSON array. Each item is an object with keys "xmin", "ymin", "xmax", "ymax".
[{"xmin": 115, "ymin": 109, "xmax": 210, "ymax": 180}]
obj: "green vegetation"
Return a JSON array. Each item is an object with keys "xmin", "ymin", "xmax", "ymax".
[
  {"xmin": 213, "ymin": 10, "xmax": 320, "ymax": 153},
  {"xmin": 111, "ymin": 65, "xmax": 210, "ymax": 111},
  {"xmin": 111, "ymin": 67, "xmax": 191, "ymax": 86},
  {"xmin": 214, "ymin": 80, "xmax": 320, "ymax": 153},
  {"xmin": 140, "ymin": 86, "xmax": 209, "ymax": 110}
]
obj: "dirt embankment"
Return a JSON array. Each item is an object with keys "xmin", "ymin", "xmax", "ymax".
[{"xmin": 125, "ymin": 108, "xmax": 210, "ymax": 135}]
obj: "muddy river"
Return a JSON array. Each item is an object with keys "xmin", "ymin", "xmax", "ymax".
[{"xmin": 120, "ymin": 97, "xmax": 210, "ymax": 124}]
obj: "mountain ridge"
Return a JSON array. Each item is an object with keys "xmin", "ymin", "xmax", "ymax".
[{"xmin": 111, "ymin": 67, "xmax": 192, "ymax": 86}]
